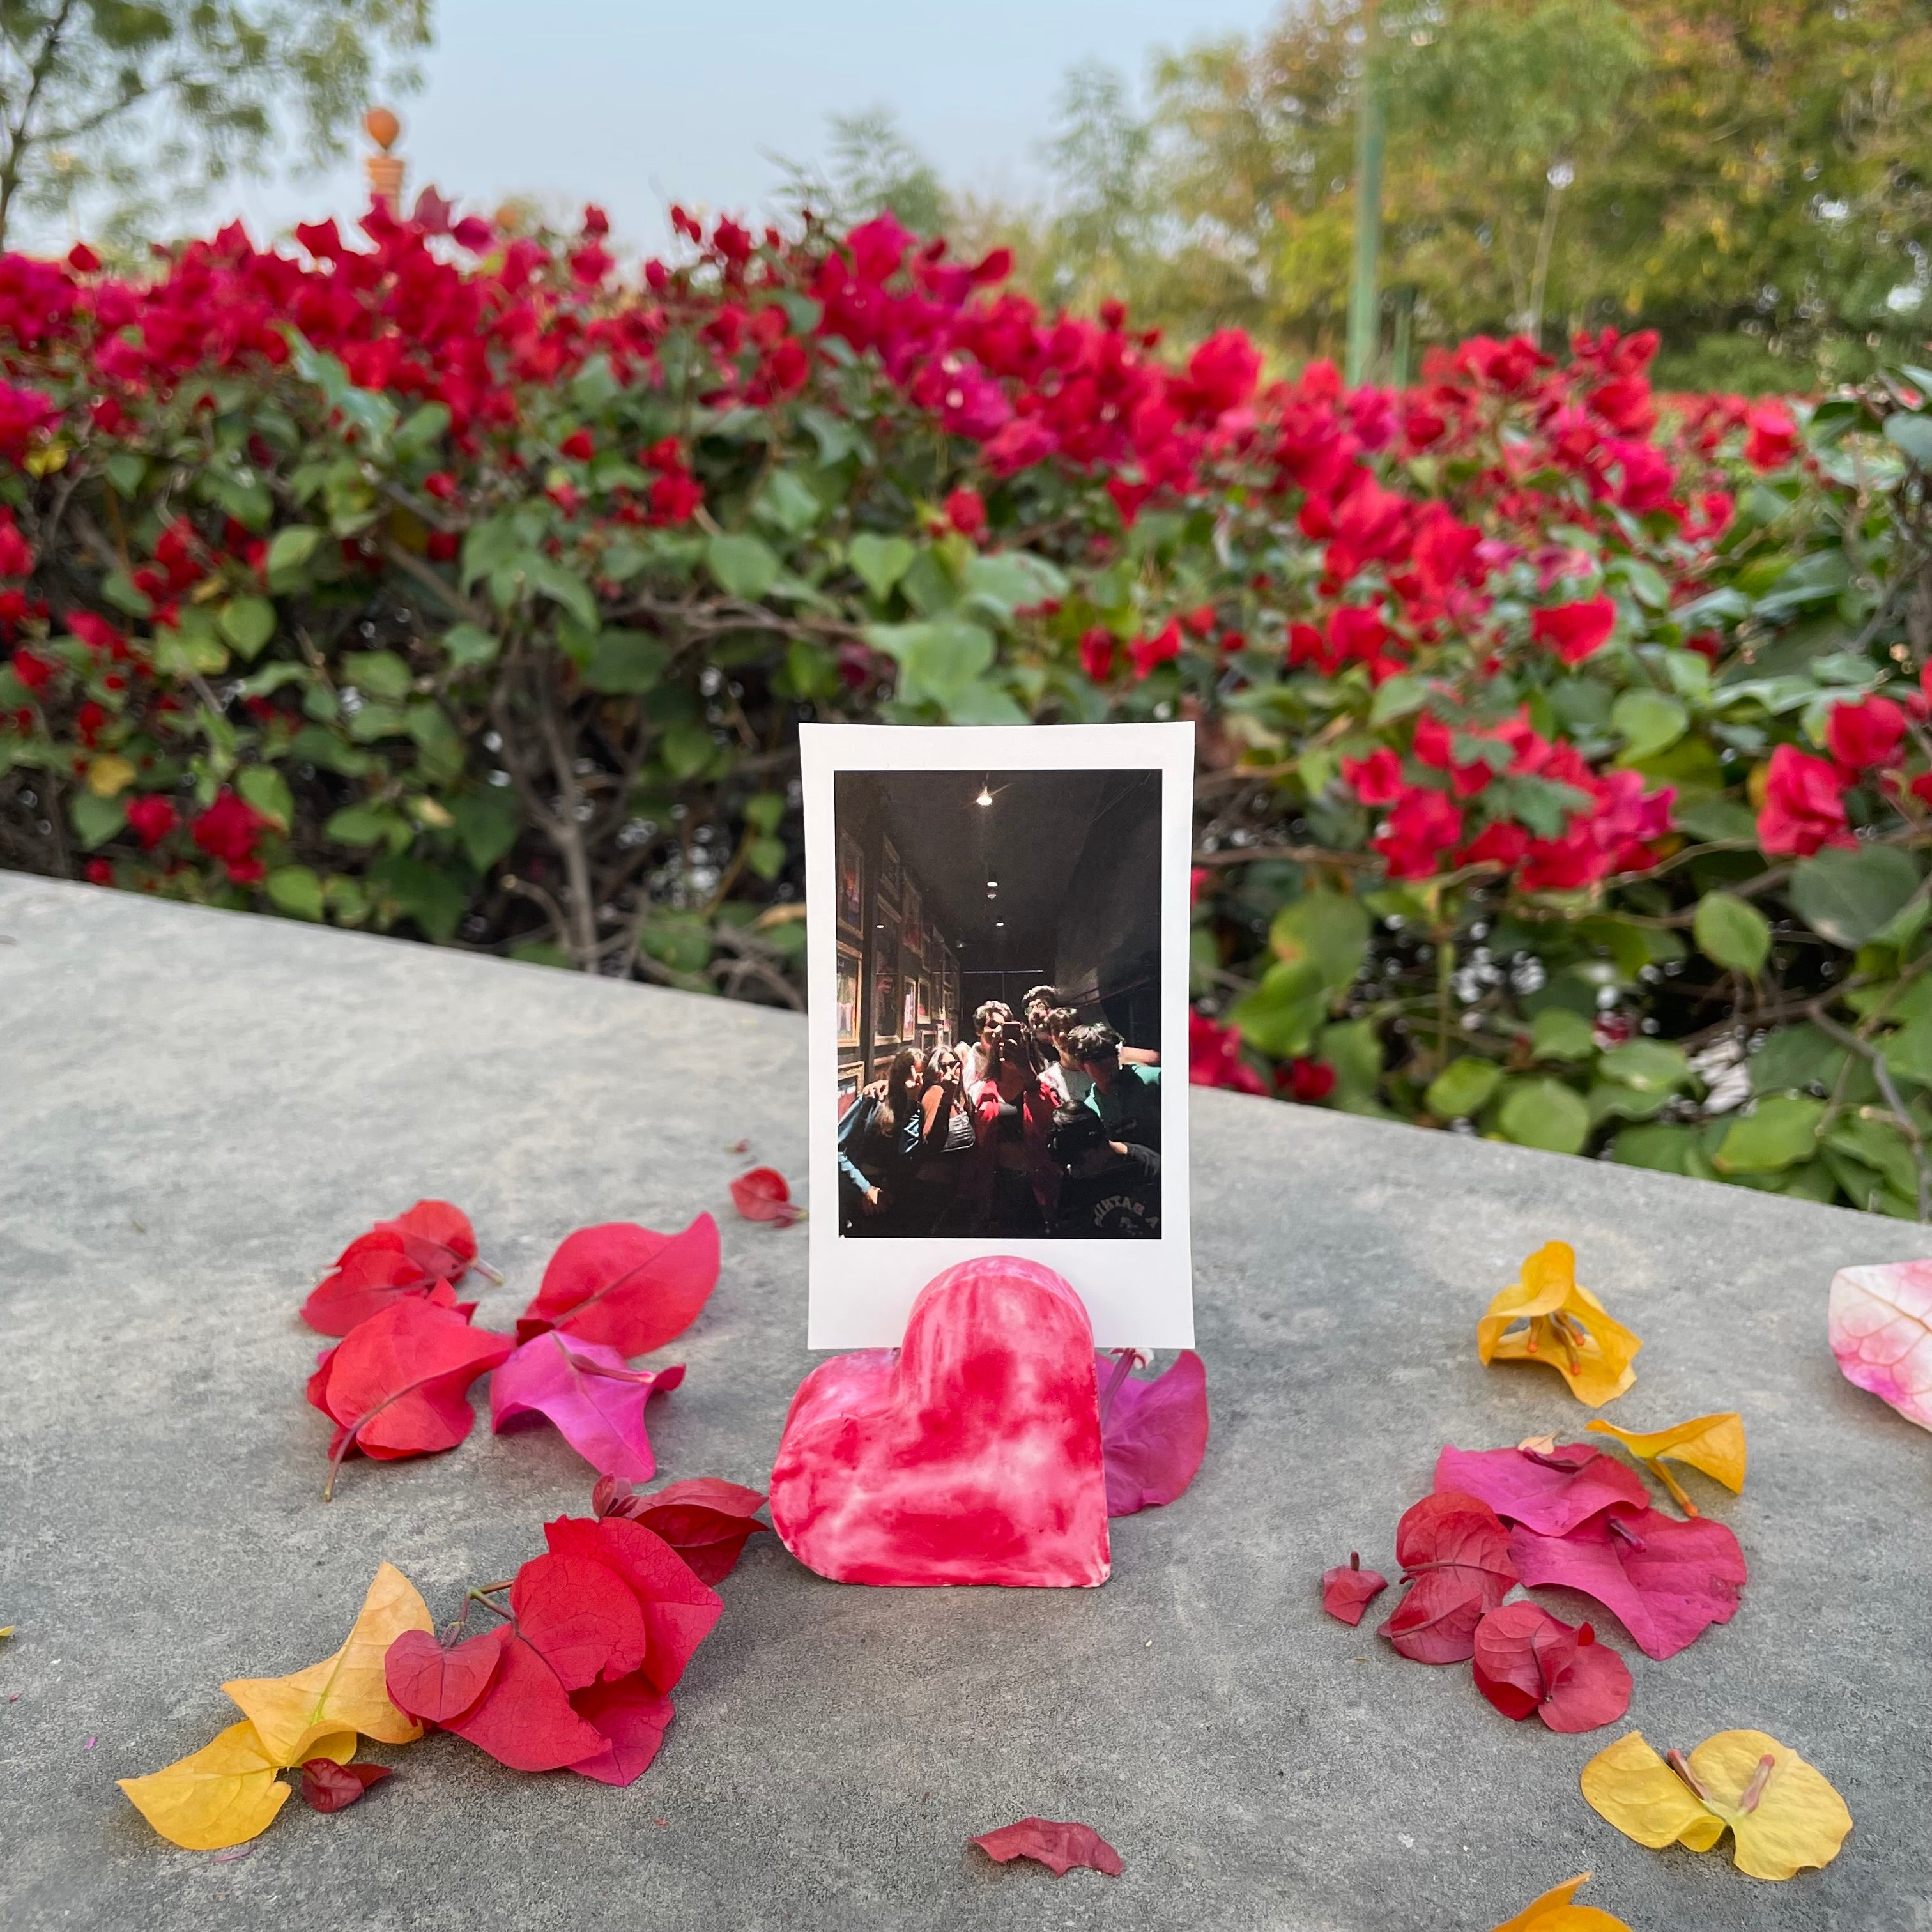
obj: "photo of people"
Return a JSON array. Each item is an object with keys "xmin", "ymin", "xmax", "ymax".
[{"xmin": 832, "ymin": 767, "xmax": 1163, "ymax": 1241}]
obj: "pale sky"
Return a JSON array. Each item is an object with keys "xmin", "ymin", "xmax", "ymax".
[{"xmin": 187, "ymin": 0, "xmax": 1282, "ymax": 255}]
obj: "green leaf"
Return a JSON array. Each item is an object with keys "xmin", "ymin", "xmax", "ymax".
[
  {"xmin": 1225, "ymin": 958, "xmax": 1327, "ymax": 1060},
  {"xmin": 661, "ymin": 723, "xmax": 716, "ymax": 779},
  {"xmin": 1369, "ymin": 675, "xmax": 1427, "ymax": 726},
  {"xmin": 641, "ymin": 916, "xmax": 711, "ymax": 973},
  {"xmin": 1713, "ymin": 1096, "xmax": 1825, "ymax": 1173},
  {"xmin": 217, "ymin": 595, "xmax": 276, "ymax": 662},
  {"xmin": 747, "ymin": 835, "xmax": 786, "ymax": 881},
  {"xmin": 1611, "ymin": 689, "xmax": 1689, "ymax": 760},
  {"xmin": 394, "ymin": 401, "xmax": 452, "ymax": 454},
  {"xmin": 583, "ymin": 630, "xmax": 668, "ymax": 694},
  {"xmin": 1426, "ymin": 1056, "xmax": 1503, "ymax": 1119},
  {"xmin": 70, "ymin": 790, "xmax": 126, "ymax": 850},
  {"xmin": 1751, "ymin": 1021, "xmax": 1847, "ymax": 1095},
  {"xmin": 1789, "ymin": 844, "xmax": 1922, "ymax": 949},
  {"xmin": 1883, "ymin": 410, "xmax": 1932, "ymax": 469},
  {"xmin": 343, "ymin": 650, "xmax": 413, "ymax": 703},
  {"xmin": 265, "ymin": 525, "xmax": 322, "ymax": 578},
  {"xmin": 863, "ymin": 618, "xmax": 998, "ymax": 712},
  {"xmin": 325, "ymin": 804, "xmax": 399, "ymax": 847},
  {"xmin": 1531, "ymin": 1007, "xmax": 1597, "ymax": 1061},
  {"xmin": 744, "ymin": 791, "xmax": 785, "ymax": 834},
  {"xmin": 1268, "ymin": 890, "xmax": 1369, "ymax": 991},
  {"xmin": 1496, "ymin": 1078, "xmax": 1591, "ymax": 1155},
  {"xmin": 1675, "ymin": 796, "xmax": 1759, "ymax": 842},
  {"xmin": 236, "ymin": 766, "xmax": 292, "ymax": 832},
  {"xmin": 960, "ymin": 551, "xmax": 1068, "ymax": 617},
  {"xmin": 524, "ymin": 556, "xmax": 599, "ymax": 630},
  {"xmin": 266, "ymin": 864, "xmax": 325, "ymax": 921},
  {"xmin": 347, "ymin": 702, "xmax": 411, "ymax": 742},
  {"xmin": 706, "ymin": 532, "xmax": 781, "ymax": 601},
  {"xmin": 1613, "ymin": 1121, "xmax": 1717, "ymax": 1181},
  {"xmin": 448, "ymin": 788, "xmax": 519, "ymax": 871},
  {"xmin": 441, "ymin": 624, "xmax": 500, "ymax": 670},
  {"xmin": 406, "ymin": 704, "xmax": 466, "ymax": 781},
  {"xmin": 1597, "ymin": 1039, "xmax": 1689, "ymax": 1093},
  {"xmin": 371, "ymin": 854, "xmax": 468, "ymax": 943},
  {"xmin": 1880, "ymin": 1016, "xmax": 1932, "ymax": 1088},
  {"xmin": 755, "ymin": 468, "xmax": 824, "ymax": 537},
  {"xmin": 848, "ymin": 532, "xmax": 916, "ymax": 601},
  {"xmin": 1824, "ymin": 1113, "xmax": 1921, "ymax": 1202},
  {"xmin": 1693, "ymin": 890, "xmax": 1771, "ymax": 973}
]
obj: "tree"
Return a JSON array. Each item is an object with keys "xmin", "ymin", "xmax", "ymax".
[
  {"xmin": 776, "ymin": 106, "xmax": 951, "ymax": 240},
  {"xmin": 0, "ymin": 0, "xmax": 433, "ymax": 247}
]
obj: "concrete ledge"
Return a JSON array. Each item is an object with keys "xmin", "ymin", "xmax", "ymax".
[{"xmin": 1, "ymin": 873, "xmax": 1927, "ymax": 1931}]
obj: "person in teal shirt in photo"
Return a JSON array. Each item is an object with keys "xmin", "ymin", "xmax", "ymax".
[{"xmin": 1069, "ymin": 1022, "xmax": 1162, "ymax": 1151}]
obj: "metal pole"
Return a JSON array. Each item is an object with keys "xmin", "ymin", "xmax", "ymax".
[{"xmin": 1346, "ymin": 0, "xmax": 1385, "ymax": 387}]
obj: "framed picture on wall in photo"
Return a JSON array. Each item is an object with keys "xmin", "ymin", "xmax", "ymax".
[
  {"xmin": 876, "ymin": 834, "xmax": 901, "ymax": 916},
  {"xmin": 836, "ymin": 831, "xmax": 865, "ymax": 933},
  {"xmin": 837, "ymin": 1062, "xmax": 862, "ymax": 1117},
  {"xmin": 835, "ymin": 943, "xmax": 861, "ymax": 1048},
  {"xmin": 802, "ymin": 720, "xmax": 1195, "ymax": 1353}
]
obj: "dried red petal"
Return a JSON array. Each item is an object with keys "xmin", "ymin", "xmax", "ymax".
[
  {"xmin": 1377, "ymin": 1491, "xmax": 1517, "ymax": 1664},
  {"xmin": 1471, "ymin": 1600, "xmax": 1632, "ymax": 1733},
  {"xmin": 972, "ymin": 1817, "xmax": 1124, "ymax": 1877},
  {"xmin": 520, "ymin": 1216, "xmax": 719, "ymax": 1355},
  {"xmin": 1321, "ymin": 1554, "xmax": 1390, "ymax": 1627},
  {"xmin": 298, "ymin": 1758, "xmax": 392, "ymax": 1812},
  {"xmin": 729, "ymin": 1166, "xmax": 805, "ymax": 1224}
]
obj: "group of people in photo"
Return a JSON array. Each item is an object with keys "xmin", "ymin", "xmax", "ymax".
[{"xmin": 837, "ymin": 984, "xmax": 1162, "ymax": 1241}]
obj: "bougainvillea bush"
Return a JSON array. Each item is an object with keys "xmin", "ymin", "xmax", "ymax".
[{"xmin": 3, "ymin": 196, "xmax": 1931, "ymax": 1214}]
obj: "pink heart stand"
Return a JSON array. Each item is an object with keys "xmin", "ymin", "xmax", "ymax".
[{"xmin": 769, "ymin": 1255, "xmax": 1111, "ymax": 1588}]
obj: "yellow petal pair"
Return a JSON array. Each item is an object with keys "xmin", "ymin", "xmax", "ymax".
[
  {"xmin": 1491, "ymin": 1873, "xmax": 1631, "ymax": 1932},
  {"xmin": 118, "ymin": 1721, "xmax": 355, "ymax": 1851},
  {"xmin": 119, "ymin": 1563, "xmax": 431, "ymax": 1851},
  {"xmin": 1586, "ymin": 1411, "xmax": 1747, "ymax": 1515},
  {"xmin": 1581, "ymin": 1729, "xmax": 1853, "ymax": 1881},
  {"xmin": 1478, "ymin": 1242, "xmax": 1641, "ymax": 1406}
]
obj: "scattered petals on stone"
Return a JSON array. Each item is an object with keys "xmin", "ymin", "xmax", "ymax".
[
  {"xmin": 298, "ymin": 1758, "xmax": 392, "ymax": 1813},
  {"xmin": 1585, "ymin": 1412, "xmax": 1747, "ymax": 1492},
  {"xmin": 591, "ymin": 1475, "xmax": 770, "ymax": 1584},
  {"xmin": 119, "ymin": 1721, "xmax": 354, "ymax": 1850},
  {"xmin": 1478, "ymin": 1241, "xmax": 1641, "ymax": 1406},
  {"xmin": 490, "ymin": 1331, "xmax": 684, "ymax": 1480},
  {"xmin": 1471, "ymin": 1601, "xmax": 1632, "ymax": 1733},
  {"xmin": 729, "ymin": 1165, "xmax": 806, "ymax": 1224},
  {"xmin": 1321, "ymin": 1552, "xmax": 1388, "ymax": 1626},
  {"xmin": 1827, "ymin": 1261, "xmax": 1932, "ymax": 1432},
  {"xmin": 971, "ymin": 1817, "xmax": 1124, "ymax": 1877},
  {"xmin": 519, "ymin": 1215, "xmax": 719, "ymax": 1354},
  {"xmin": 1506, "ymin": 1505, "xmax": 1745, "ymax": 1660},
  {"xmin": 1434, "ymin": 1441, "xmax": 1650, "ymax": 1536},
  {"xmin": 1489, "ymin": 1873, "xmax": 1634, "ymax": 1932},
  {"xmin": 1377, "ymin": 1491, "xmax": 1517, "ymax": 1663},
  {"xmin": 1581, "ymin": 1729, "xmax": 1853, "ymax": 1881},
  {"xmin": 222, "ymin": 1563, "xmax": 433, "ymax": 1764},
  {"xmin": 383, "ymin": 1626, "xmax": 502, "ymax": 1724},
  {"xmin": 1097, "ymin": 1349, "xmax": 1209, "ymax": 1516}
]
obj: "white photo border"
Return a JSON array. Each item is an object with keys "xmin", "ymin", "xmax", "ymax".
[{"xmin": 802, "ymin": 721, "xmax": 1195, "ymax": 1350}]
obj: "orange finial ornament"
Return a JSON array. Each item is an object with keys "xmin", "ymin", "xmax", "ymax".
[{"xmin": 363, "ymin": 107, "xmax": 404, "ymax": 208}]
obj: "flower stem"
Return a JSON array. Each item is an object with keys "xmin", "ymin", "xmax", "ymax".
[
  {"xmin": 1646, "ymin": 1455, "xmax": 1701, "ymax": 1518},
  {"xmin": 1098, "ymin": 1347, "xmax": 1137, "ymax": 1430}
]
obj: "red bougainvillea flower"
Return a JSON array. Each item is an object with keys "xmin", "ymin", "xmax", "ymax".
[
  {"xmin": 125, "ymin": 794, "xmax": 180, "ymax": 849},
  {"xmin": 301, "ymin": 1248, "xmax": 472, "ymax": 1337},
  {"xmin": 298, "ymin": 1759, "xmax": 392, "ymax": 1812},
  {"xmin": 558, "ymin": 428, "xmax": 595, "ymax": 461},
  {"xmin": 1376, "ymin": 786, "xmax": 1464, "ymax": 881},
  {"xmin": 942, "ymin": 486, "xmax": 986, "ymax": 539},
  {"xmin": 0, "ymin": 511, "xmax": 33, "ymax": 577},
  {"xmin": 1078, "ymin": 625, "xmax": 1116, "ymax": 682},
  {"xmin": 592, "ymin": 1475, "xmax": 770, "ymax": 1583},
  {"xmin": 1743, "ymin": 399, "xmax": 1800, "ymax": 470},
  {"xmin": 972, "ymin": 1818, "xmax": 1123, "ymax": 1878},
  {"xmin": 330, "ymin": 1199, "xmax": 482, "ymax": 1288},
  {"xmin": 729, "ymin": 1166, "xmax": 805, "ymax": 1225},
  {"xmin": 1377, "ymin": 1491, "xmax": 1517, "ymax": 1663},
  {"xmin": 1531, "ymin": 596, "xmax": 1617, "ymax": 665},
  {"xmin": 518, "ymin": 1214, "xmax": 719, "ymax": 1353},
  {"xmin": 1471, "ymin": 1600, "xmax": 1632, "ymax": 1733},
  {"xmin": 9, "ymin": 643, "xmax": 54, "ymax": 691},
  {"xmin": 307, "ymin": 1298, "xmax": 514, "ymax": 1498},
  {"xmin": 1434, "ymin": 1441, "xmax": 1650, "ymax": 1538},
  {"xmin": 1279, "ymin": 1057, "xmax": 1337, "ymax": 1104},
  {"xmin": 1756, "ymin": 744, "xmax": 1853, "ymax": 857},
  {"xmin": 1096, "ymin": 1349, "xmax": 1208, "ymax": 1517},
  {"xmin": 489, "ymin": 1332, "xmax": 685, "ymax": 1481},
  {"xmin": 1826, "ymin": 694, "xmax": 1906, "ymax": 774},
  {"xmin": 542, "ymin": 1514, "xmax": 723, "ymax": 1695},
  {"xmin": 1321, "ymin": 1552, "xmax": 1389, "ymax": 1626},
  {"xmin": 1341, "ymin": 746, "xmax": 1403, "ymax": 805},
  {"xmin": 1188, "ymin": 1008, "xmax": 1266, "ymax": 1095},
  {"xmin": 1127, "ymin": 618, "xmax": 1183, "ymax": 680},
  {"xmin": 1506, "ymin": 1505, "xmax": 1747, "ymax": 1660},
  {"xmin": 190, "ymin": 787, "xmax": 266, "ymax": 885}
]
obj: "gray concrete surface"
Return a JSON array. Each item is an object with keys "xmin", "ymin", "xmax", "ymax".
[{"xmin": 1, "ymin": 872, "xmax": 1926, "ymax": 1932}]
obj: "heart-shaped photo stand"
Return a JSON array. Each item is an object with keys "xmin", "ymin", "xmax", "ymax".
[{"xmin": 769, "ymin": 1255, "xmax": 1111, "ymax": 1588}]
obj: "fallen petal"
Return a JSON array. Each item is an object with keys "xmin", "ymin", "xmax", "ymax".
[
  {"xmin": 1097, "ymin": 1350, "xmax": 1209, "ymax": 1516},
  {"xmin": 298, "ymin": 1759, "xmax": 392, "ymax": 1813},
  {"xmin": 1828, "ymin": 1261, "xmax": 1932, "ymax": 1432},
  {"xmin": 1320, "ymin": 1554, "xmax": 1388, "ymax": 1627},
  {"xmin": 971, "ymin": 1817, "xmax": 1124, "ymax": 1877}
]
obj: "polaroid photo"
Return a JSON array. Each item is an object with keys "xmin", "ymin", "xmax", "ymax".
[{"xmin": 802, "ymin": 721, "xmax": 1195, "ymax": 1350}]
